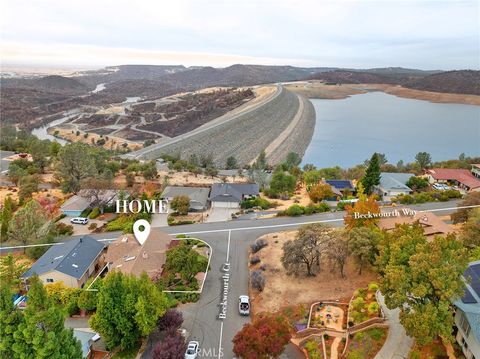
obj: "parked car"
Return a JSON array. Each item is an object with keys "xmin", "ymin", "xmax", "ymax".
[
  {"xmin": 70, "ymin": 217, "xmax": 89, "ymax": 225},
  {"xmin": 432, "ymin": 183, "xmax": 445, "ymax": 191},
  {"xmin": 185, "ymin": 341, "xmax": 199, "ymax": 359},
  {"xmin": 239, "ymin": 295, "xmax": 250, "ymax": 316}
]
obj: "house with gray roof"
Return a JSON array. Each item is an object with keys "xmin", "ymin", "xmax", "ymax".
[
  {"xmin": 60, "ymin": 189, "xmax": 118, "ymax": 217},
  {"xmin": 454, "ymin": 260, "xmax": 480, "ymax": 358},
  {"xmin": 22, "ymin": 235, "xmax": 105, "ymax": 288},
  {"xmin": 160, "ymin": 186, "xmax": 210, "ymax": 211},
  {"xmin": 375, "ymin": 172, "xmax": 413, "ymax": 201},
  {"xmin": 210, "ymin": 183, "xmax": 259, "ymax": 208}
]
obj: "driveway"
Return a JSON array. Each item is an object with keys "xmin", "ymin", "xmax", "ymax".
[
  {"xmin": 151, "ymin": 213, "xmax": 168, "ymax": 227},
  {"xmin": 206, "ymin": 207, "xmax": 237, "ymax": 223},
  {"xmin": 374, "ymin": 293, "xmax": 414, "ymax": 359},
  {"xmin": 58, "ymin": 217, "xmax": 105, "ymax": 235}
]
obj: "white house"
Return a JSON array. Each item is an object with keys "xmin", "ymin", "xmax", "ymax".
[{"xmin": 375, "ymin": 172, "xmax": 413, "ymax": 201}]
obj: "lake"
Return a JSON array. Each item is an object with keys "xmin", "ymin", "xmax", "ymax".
[{"xmin": 302, "ymin": 92, "xmax": 480, "ymax": 168}]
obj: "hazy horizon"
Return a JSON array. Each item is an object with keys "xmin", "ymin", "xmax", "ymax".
[{"xmin": 1, "ymin": 0, "xmax": 479, "ymax": 70}]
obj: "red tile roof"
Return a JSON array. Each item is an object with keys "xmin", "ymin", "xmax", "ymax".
[{"xmin": 427, "ymin": 168, "xmax": 480, "ymax": 189}]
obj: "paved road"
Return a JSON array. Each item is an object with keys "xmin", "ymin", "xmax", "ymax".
[
  {"xmin": 140, "ymin": 200, "xmax": 461, "ymax": 359},
  {"xmin": 1, "ymin": 200, "xmax": 464, "ymax": 358}
]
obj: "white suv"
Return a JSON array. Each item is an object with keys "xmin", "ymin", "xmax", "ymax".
[
  {"xmin": 239, "ymin": 295, "xmax": 250, "ymax": 316},
  {"xmin": 70, "ymin": 217, "xmax": 89, "ymax": 225}
]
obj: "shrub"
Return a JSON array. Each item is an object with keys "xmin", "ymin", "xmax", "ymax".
[
  {"xmin": 55, "ymin": 222, "xmax": 74, "ymax": 236},
  {"xmin": 158, "ymin": 309, "xmax": 183, "ymax": 332},
  {"xmin": 250, "ymin": 256, "xmax": 261, "ymax": 265},
  {"xmin": 351, "ymin": 310, "xmax": 367, "ymax": 324},
  {"xmin": 351, "ymin": 297, "xmax": 366, "ymax": 311},
  {"xmin": 367, "ymin": 302, "xmax": 380, "ymax": 315},
  {"xmin": 250, "ymin": 239, "xmax": 268, "ymax": 253},
  {"xmin": 251, "ymin": 270, "xmax": 266, "ymax": 291},
  {"xmin": 368, "ymin": 328, "xmax": 385, "ymax": 341},
  {"xmin": 398, "ymin": 194, "xmax": 415, "ymax": 204},
  {"xmin": 241, "ymin": 197, "xmax": 272, "ymax": 210},
  {"xmin": 368, "ymin": 282, "xmax": 379, "ymax": 292},
  {"xmin": 285, "ymin": 204, "xmax": 304, "ymax": 216},
  {"xmin": 88, "ymin": 222, "xmax": 98, "ymax": 231},
  {"xmin": 439, "ymin": 193, "xmax": 450, "ymax": 202},
  {"xmin": 337, "ymin": 201, "xmax": 349, "ymax": 211},
  {"xmin": 444, "ymin": 189, "xmax": 462, "ymax": 199},
  {"xmin": 348, "ymin": 350, "xmax": 364, "ymax": 359},
  {"xmin": 89, "ymin": 207, "xmax": 100, "ymax": 219}
]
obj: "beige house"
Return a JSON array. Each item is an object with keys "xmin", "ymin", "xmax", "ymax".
[
  {"xmin": 105, "ymin": 228, "xmax": 172, "ymax": 279},
  {"xmin": 22, "ymin": 236, "xmax": 105, "ymax": 288}
]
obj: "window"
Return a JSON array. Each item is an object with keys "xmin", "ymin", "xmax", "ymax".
[
  {"xmin": 46, "ymin": 278, "xmax": 54, "ymax": 283},
  {"xmin": 458, "ymin": 311, "xmax": 471, "ymax": 337}
]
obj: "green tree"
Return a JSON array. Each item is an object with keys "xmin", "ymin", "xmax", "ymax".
[
  {"xmin": 8, "ymin": 200, "xmax": 51, "ymax": 253},
  {"xmin": 12, "ymin": 275, "xmax": 82, "ymax": 359},
  {"xmin": 377, "ymin": 224, "xmax": 468, "ymax": 345},
  {"xmin": 268, "ymin": 170, "xmax": 296, "ymax": 199},
  {"xmin": 225, "ymin": 156, "xmax": 238, "ymax": 169},
  {"xmin": 7, "ymin": 163, "xmax": 28, "ymax": 186},
  {"xmin": 18, "ymin": 175, "xmax": 40, "ymax": 203},
  {"xmin": 90, "ymin": 272, "xmax": 169, "ymax": 350},
  {"xmin": 164, "ymin": 243, "xmax": 208, "ymax": 282},
  {"xmin": 205, "ymin": 166, "xmax": 218, "ymax": 178},
  {"xmin": 406, "ymin": 176, "xmax": 429, "ymax": 191},
  {"xmin": 361, "ymin": 153, "xmax": 381, "ymax": 195},
  {"xmin": 0, "ymin": 284, "xmax": 24, "ymax": 358},
  {"xmin": 170, "ymin": 195, "xmax": 190, "ymax": 215},
  {"xmin": 253, "ymin": 150, "xmax": 268, "ymax": 171},
  {"xmin": 28, "ymin": 139, "xmax": 50, "ymax": 172},
  {"xmin": 415, "ymin": 152, "xmax": 432, "ymax": 169},
  {"xmin": 142, "ymin": 161, "xmax": 157, "ymax": 180},
  {"xmin": 284, "ymin": 152, "xmax": 301, "ymax": 170},
  {"xmin": 0, "ymin": 254, "xmax": 28, "ymax": 292},
  {"xmin": 459, "ymin": 207, "xmax": 480, "ymax": 248},
  {"xmin": 348, "ymin": 227, "xmax": 383, "ymax": 274},
  {"xmin": 1, "ymin": 196, "xmax": 15, "ymax": 241},
  {"xmin": 135, "ymin": 274, "xmax": 170, "ymax": 336},
  {"xmin": 56, "ymin": 142, "xmax": 97, "ymax": 193}
]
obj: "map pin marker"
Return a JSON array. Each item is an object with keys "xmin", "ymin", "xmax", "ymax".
[{"xmin": 133, "ymin": 219, "xmax": 150, "ymax": 245}]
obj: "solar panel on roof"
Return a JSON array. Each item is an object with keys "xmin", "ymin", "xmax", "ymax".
[{"xmin": 462, "ymin": 289, "xmax": 478, "ymax": 304}]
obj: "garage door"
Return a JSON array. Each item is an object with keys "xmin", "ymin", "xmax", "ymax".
[{"xmin": 212, "ymin": 201, "xmax": 239, "ymax": 209}]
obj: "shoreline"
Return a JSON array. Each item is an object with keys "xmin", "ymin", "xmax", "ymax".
[{"xmin": 285, "ymin": 81, "xmax": 480, "ymax": 106}]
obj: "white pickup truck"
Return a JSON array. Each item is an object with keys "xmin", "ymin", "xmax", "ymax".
[{"xmin": 239, "ymin": 295, "xmax": 250, "ymax": 316}]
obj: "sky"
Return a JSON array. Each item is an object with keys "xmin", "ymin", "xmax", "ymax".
[{"xmin": 1, "ymin": 0, "xmax": 479, "ymax": 70}]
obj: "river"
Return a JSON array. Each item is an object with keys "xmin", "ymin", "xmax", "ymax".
[
  {"xmin": 302, "ymin": 92, "xmax": 480, "ymax": 168},
  {"xmin": 30, "ymin": 110, "xmax": 81, "ymax": 145}
]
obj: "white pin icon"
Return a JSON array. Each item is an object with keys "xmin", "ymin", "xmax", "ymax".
[{"xmin": 133, "ymin": 219, "xmax": 150, "ymax": 245}]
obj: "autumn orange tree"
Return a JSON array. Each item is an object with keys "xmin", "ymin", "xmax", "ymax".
[
  {"xmin": 308, "ymin": 183, "xmax": 334, "ymax": 202},
  {"xmin": 233, "ymin": 314, "xmax": 292, "ymax": 359},
  {"xmin": 344, "ymin": 183, "xmax": 380, "ymax": 229}
]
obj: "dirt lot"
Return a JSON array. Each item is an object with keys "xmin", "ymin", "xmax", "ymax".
[
  {"xmin": 261, "ymin": 183, "xmax": 312, "ymax": 211},
  {"xmin": 249, "ymin": 231, "xmax": 379, "ymax": 315},
  {"xmin": 48, "ymin": 127, "xmax": 142, "ymax": 151}
]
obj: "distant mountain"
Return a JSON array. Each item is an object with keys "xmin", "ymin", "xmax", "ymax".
[
  {"xmin": 162, "ymin": 64, "xmax": 337, "ymax": 88},
  {"xmin": 1, "ymin": 75, "xmax": 89, "ymax": 94},
  {"xmin": 404, "ymin": 70, "xmax": 480, "ymax": 95},
  {"xmin": 307, "ymin": 70, "xmax": 404, "ymax": 84}
]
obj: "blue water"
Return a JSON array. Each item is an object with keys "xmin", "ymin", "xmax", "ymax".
[{"xmin": 302, "ymin": 91, "xmax": 480, "ymax": 168}]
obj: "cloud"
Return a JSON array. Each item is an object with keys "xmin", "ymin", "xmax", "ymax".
[{"xmin": 1, "ymin": 0, "xmax": 478, "ymax": 69}]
